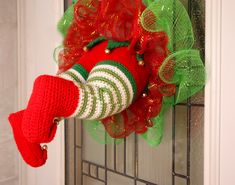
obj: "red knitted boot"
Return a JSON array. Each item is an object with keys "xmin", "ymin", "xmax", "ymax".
[
  {"xmin": 9, "ymin": 110, "xmax": 47, "ymax": 167},
  {"xmin": 22, "ymin": 75, "xmax": 79, "ymax": 143}
]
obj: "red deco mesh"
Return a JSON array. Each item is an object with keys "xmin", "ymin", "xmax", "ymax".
[
  {"xmin": 102, "ymin": 31, "xmax": 176, "ymax": 138},
  {"xmin": 59, "ymin": 0, "xmax": 176, "ymax": 138},
  {"xmin": 58, "ymin": 0, "xmax": 100, "ymax": 73},
  {"xmin": 98, "ymin": 0, "xmax": 141, "ymax": 41}
]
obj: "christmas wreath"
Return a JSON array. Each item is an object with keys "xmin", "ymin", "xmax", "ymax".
[{"xmin": 8, "ymin": 0, "xmax": 205, "ymax": 167}]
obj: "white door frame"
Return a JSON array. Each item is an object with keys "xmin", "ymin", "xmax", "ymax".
[
  {"xmin": 204, "ymin": 0, "xmax": 221, "ymax": 184},
  {"xmin": 205, "ymin": 0, "xmax": 235, "ymax": 184},
  {"xmin": 17, "ymin": 0, "xmax": 235, "ymax": 184},
  {"xmin": 17, "ymin": 0, "xmax": 65, "ymax": 185}
]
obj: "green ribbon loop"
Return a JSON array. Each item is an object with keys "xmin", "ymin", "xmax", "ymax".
[
  {"xmin": 140, "ymin": 0, "xmax": 194, "ymax": 52},
  {"xmin": 72, "ymin": 0, "xmax": 78, "ymax": 4},
  {"xmin": 140, "ymin": 96, "xmax": 174, "ymax": 146},
  {"xmin": 159, "ymin": 49, "xmax": 206, "ymax": 104},
  {"xmin": 57, "ymin": 4, "xmax": 75, "ymax": 37},
  {"xmin": 84, "ymin": 120, "xmax": 123, "ymax": 145}
]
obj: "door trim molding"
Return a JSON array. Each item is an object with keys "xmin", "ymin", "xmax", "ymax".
[
  {"xmin": 17, "ymin": 0, "xmax": 65, "ymax": 185},
  {"xmin": 204, "ymin": 0, "xmax": 222, "ymax": 184}
]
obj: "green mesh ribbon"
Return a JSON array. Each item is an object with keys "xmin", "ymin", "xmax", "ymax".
[
  {"xmin": 141, "ymin": 50, "xmax": 205, "ymax": 146},
  {"xmin": 84, "ymin": 120, "xmax": 123, "ymax": 145},
  {"xmin": 139, "ymin": 0, "xmax": 205, "ymax": 147},
  {"xmin": 57, "ymin": 4, "xmax": 75, "ymax": 37},
  {"xmin": 159, "ymin": 50, "xmax": 205, "ymax": 104},
  {"xmin": 142, "ymin": 0, "xmax": 157, "ymax": 7},
  {"xmin": 140, "ymin": 96, "xmax": 174, "ymax": 146},
  {"xmin": 140, "ymin": 112, "xmax": 164, "ymax": 146},
  {"xmin": 140, "ymin": 0, "xmax": 194, "ymax": 52}
]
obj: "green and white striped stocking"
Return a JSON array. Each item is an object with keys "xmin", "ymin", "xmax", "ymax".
[{"xmin": 59, "ymin": 61, "xmax": 137, "ymax": 120}]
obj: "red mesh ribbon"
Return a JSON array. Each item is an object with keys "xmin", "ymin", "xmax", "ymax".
[
  {"xmin": 59, "ymin": 0, "xmax": 176, "ymax": 138},
  {"xmin": 98, "ymin": 0, "xmax": 142, "ymax": 41},
  {"xmin": 102, "ymin": 30, "xmax": 176, "ymax": 138},
  {"xmin": 58, "ymin": 0, "xmax": 101, "ymax": 73},
  {"xmin": 58, "ymin": 0, "xmax": 144, "ymax": 73},
  {"xmin": 102, "ymin": 78, "xmax": 175, "ymax": 138}
]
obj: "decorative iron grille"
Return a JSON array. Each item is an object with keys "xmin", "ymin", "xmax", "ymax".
[{"xmin": 64, "ymin": 0, "xmax": 205, "ymax": 185}]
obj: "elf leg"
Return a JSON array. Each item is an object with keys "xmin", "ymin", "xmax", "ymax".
[
  {"xmin": 22, "ymin": 59, "xmax": 149, "ymax": 143},
  {"xmin": 71, "ymin": 61, "xmax": 138, "ymax": 120},
  {"xmin": 8, "ymin": 64, "xmax": 88, "ymax": 167},
  {"xmin": 8, "ymin": 110, "xmax": 47, "ymax": 167}
]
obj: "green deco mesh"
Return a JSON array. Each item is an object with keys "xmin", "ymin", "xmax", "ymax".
[
  {"xmin": 57, "ymin": 4, "xmax": 75, "ymax": 37},
  {"xmin": 57, "ymin": 0, "xmax": 206, "ymax": 146},
  {"xmin": 159, "ymin": 50, "xmax": 205, "ymax": 104},
  {"xmin": 142, "ymin": 0, "xmax": 157, "ymax": 6},
  {"xmin": 139, "ymin": 0, "xmax": 206, "ymax": 146},
  {"xmin": 84, "ymin": 120, "xmax": 124, "ymax": 144},
  {"xmin": 141, "ymin": 51, "xmax": 206, "ymax": 146},
  {"xmin": 141, "ymin": 96, "xmax": 174, "ymax": 146},
  {"xmin": 140, "ymin": 0, "xmax": 194, "ymax": 52}
]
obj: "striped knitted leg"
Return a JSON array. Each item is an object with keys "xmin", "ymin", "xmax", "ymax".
[
  {"xmin": 70, "ymin": 61, "xmax": 137, "ymax": 120},
  {"xmin": 58, "ymin": 64, "xmax": 89, "ymax": 84}
]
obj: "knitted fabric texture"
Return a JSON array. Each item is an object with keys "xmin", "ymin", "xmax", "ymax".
[
  {"xmin": 22, "ymin": 75, "xmax": 79, "ymax": 143},
  {"xmin": 59, "ymin": 64, "xmax": 88, "ymax": 85},
  {"xmin": 76, "ymin": 41, "xmax": 150, "ymax": 97},
  {"xmin": 58, "ymin": 40, "xmax": 149, "ymax": 119},
  {"xmin": 22, "ymin": 41, "xmax": 149, "ymax": 144},
  {"xmin": 64, "ymin": 61, "xmax": 137, "ymax": 120},
  {"xmin": 8, "ymin": 110, "xmax": 47, "ymax": 167}
]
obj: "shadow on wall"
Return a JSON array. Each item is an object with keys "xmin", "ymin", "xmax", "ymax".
[{"xmin": 0, "ymin": 0, "xmax": 19, "ymax": 185}]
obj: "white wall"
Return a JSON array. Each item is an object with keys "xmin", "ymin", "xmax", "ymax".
[{"xmin": 0, "ymin": 0, "xmax": 19, "ymax": 184}]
